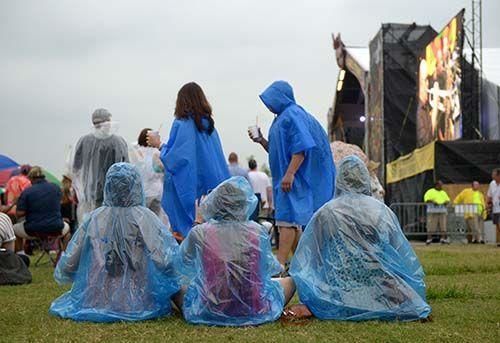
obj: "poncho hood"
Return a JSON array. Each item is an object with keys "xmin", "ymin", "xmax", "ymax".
[
  {"xmin": 336, "ymin": 156, "xmax": 372, "ymax": 197},
  {"xmin": 201, "ymin": 176, "xmax": 257, "ymax": 222},
  {"xmin": 259, "ymin": 80, "xmax": 296, "ymax": 114},
  {"xmin": 103, "ymin": 163, "xmax": 145, "ymax": 207}
]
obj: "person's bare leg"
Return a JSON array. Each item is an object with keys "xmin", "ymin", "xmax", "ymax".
[
  {"xmin": 276, "ymin": 277, "xmax": 296, "ymax": 305},
  {"xmin": 62, "ymin": 232, "xmax": 71, "ymax": 251},
  {"xmin": 171, "ymin": 286, "xmax": 186, "ymax": 312},
  {"xmin": 277, "ymin": 227, "xmax": 295, "ymax": 266},
  {"xmin": 291, "ymin": 229, "xmax": 302, "ymax": 254},
  {"xmin": 14, "ymin": 238, "xmax": 24, "ymax": 253},
  {"xmin": 496, "ymin": 223, "xmax": 500, "ymax": 247},
  {"xmin": 2, "ymin": 241, "xmax": 15, "ymax": 252}
]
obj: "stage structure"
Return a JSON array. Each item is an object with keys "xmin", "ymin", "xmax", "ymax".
[{"xmin": 330, "ymin": 8, "xmax": 500, "ymax": 204}]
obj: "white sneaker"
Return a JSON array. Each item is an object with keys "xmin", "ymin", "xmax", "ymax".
[
  {"xmin": 426, "ymin": 239, "xmax": 432, "ymax": 245},
  {"xmin": 440, "ymin": 238, "xmax": 450, "ymax": 244}
]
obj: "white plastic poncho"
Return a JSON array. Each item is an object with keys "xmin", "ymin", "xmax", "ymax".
[
  {"xmin": 128, "ymin": 144, "xmax": 164, "ymax": 201},
  {"xmin": 50, "ymin": 163, "xmax": 180, "ymax": 322},
  {"xmin": 176, "ymin": 176, "xmax": 285, "ymax": 326},
  {"xmin": 128, "ymin": 144, "xmax": 169, "ymax": 225},
  {"xmin": 71, "ymin": 113, "xmax": 129, "ymax": 222},
  {"xmin": 289, "ymin": 156, "xmax": 431, "ymax": 321}
]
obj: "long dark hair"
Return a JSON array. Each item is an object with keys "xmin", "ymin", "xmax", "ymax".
[
  {"xmin": 137, "ymin": 128, "xmax": 152, "ymax": 147},
  {"xmin": 174, "ymin": 82, "xmax": 215, "ymax": 134}
]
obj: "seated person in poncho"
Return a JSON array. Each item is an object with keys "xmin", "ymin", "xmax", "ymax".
[
  {"xmin": 176, "ymin": 176, "xmax": 295, "ymax": 326},
  {"xmin": 50, "ymin": 163, "xmax": 180, "ymax": 322},
  {"xmin": 288, "ymin": 156, "xmax": 431, "ymax": 321}
]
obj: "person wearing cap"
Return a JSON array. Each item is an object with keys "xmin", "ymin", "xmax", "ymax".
[
  {"xmin": 13, "ymin": 167, "xmax": 70, "ymax": 254},
  {"xmin": 70, "ymin": 108, "xmax": 129, "ymax": 222}
]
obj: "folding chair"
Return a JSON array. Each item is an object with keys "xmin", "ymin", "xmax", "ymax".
[{"xmin": 30, "ymin": 232, "xmax": 64, "ymax": 267}]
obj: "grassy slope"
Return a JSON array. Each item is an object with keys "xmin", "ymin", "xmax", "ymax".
[{"xmin": 1, "ymin": 245, "xmax": 499, "ymax": 343}]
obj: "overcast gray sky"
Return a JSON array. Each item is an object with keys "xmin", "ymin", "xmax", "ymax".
[{"xmin": 1, "ymin": 0, "xmax": 499, "ymax": 176}]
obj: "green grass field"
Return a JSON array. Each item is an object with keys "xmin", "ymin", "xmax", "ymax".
[{"xmin": 1, "ymin": 245, "xmax": 499, "ymax": 342}]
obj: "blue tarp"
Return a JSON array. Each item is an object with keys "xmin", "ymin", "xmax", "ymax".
[
  {"xmin": 50, "ymin": 163, "xmax": 180, "ymax": 322},
  {"xmin": 290, "ymin": 156, "xmax": 431, "ymax": 321}
]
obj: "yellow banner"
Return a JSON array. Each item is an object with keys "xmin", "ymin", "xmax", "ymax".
[{"xmin": 386, "ymin": 141, "xmax": 435, "ymax": 184}]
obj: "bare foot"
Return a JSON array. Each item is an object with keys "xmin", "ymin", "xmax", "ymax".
[{"xmin": 281, "ymin": 304, "xmax": 313, "ymax": 323}]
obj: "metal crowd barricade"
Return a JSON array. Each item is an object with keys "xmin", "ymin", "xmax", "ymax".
[
  {"xmin": 389, "ymin": 202, "xmax": 478, "ymax": 239},
  {"xmin": 389, "ymin": 203, "xmax": 428, "ymax": 237}
]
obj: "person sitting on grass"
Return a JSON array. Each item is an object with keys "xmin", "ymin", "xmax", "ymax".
[
  {"xmin": 176, "ymin": 176, "xmax": 295, "ymax": 326},
  {"xmin": 287, "ymin": 156, "xmax": 431, "ymax": 322},
  {"xmin": 50, "ymin": 163, "xmax": 181, "ymax": 322}
]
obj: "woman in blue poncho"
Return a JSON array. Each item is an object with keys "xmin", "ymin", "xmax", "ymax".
[
  {"xmin": 49, "ymin": 163, "xmax": 180, "ymax": 322},
  {"xmin": 176, "ymin": 176, "xmax": 295, "ymax": 326},
  {"xmin": 287, "ymin": 156, "xmax": 431, "ymax": 322},
  {"xmin": 148, "ymin": 83, "xmax": 230, "ymax": 240},
  {"xmin": 248, "ymin": 80, "xmax": 336, "ymax": 268}
]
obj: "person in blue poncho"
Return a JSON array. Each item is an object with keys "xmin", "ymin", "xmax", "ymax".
[
  {"xmin": 49, "ymin": 163, "xmax": 181, "ymax": 323},
  {"xmin": 176, "ymin": 177, "xmax": 296, "ymax": 326},
  {"xmin": 148, "ymin": 82, "xmax": 230, "ymax": 240},
  {"xmin": 287, "ymin": 156, "xmax": 431, "ymax": 321},
  {"xmin": 248, "ymin": 80, "xmax": 336, "ymax": 268}
]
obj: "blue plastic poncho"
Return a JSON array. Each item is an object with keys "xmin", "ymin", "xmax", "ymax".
[
  {"xmin": 160, "ymin": 117, "xmax": 230, "ymax": 237},
  {"xmin": 289, "ymin": 156, "xmax": 431, "ymax": 321},
  {"xmin": 176, "ymin": 177, "xmax": 285, "ymax": 326},
  {"xmin": 260, "ymin": 81, "xmax": 336, "ymax": 225},
  {"xmin": 50, "ymin": 163, "xmax": 180, "ymax": 323}
]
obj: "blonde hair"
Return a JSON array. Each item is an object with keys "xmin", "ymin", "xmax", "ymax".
[{"xmin": 27, "ymin": 166, "xmax": 44, "ymax": 180}]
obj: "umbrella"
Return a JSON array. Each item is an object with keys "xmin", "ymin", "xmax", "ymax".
[
  {"xmin": 43, "ymin": 170, "xmax": 62, "ymax": 187},
  {"xmin": 0, "ymin": 154, "xmax": 20, "ymax": 187},
  {"xmin": 0, "ymin": 154, "xmax": 61, "ymax": 187}
]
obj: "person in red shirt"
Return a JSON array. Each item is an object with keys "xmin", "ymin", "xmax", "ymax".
[{"xmin": 5, "ymin": 165, "xmax": 32, "ymax": 218}]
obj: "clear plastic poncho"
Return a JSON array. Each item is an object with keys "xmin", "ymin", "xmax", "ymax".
[
  {"xmin": 289, "ymin": 156, "xmax": 431, "ymax": 321},
  {"xmin": 176, "ymin": 176, "xmax": 285, "ymax": 326},
  {"xmin": 128, "ymin": 144, "xmax": 169, "ymax": 225},
  {"xmin": 128, "ymin": 144, "xmax": 164, "ymax": 201},
  {"xmin": 71, "ymin": 122, "xmax": 129, "ymax": 223},
  {"xmin": 50, "ymin": 163, "xmax": 180, "ymax": 322}
]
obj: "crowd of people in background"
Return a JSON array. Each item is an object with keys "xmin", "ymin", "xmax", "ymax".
[{"xmin": 1, "ymin": 80, "xmax": 498, "ymax": 327}]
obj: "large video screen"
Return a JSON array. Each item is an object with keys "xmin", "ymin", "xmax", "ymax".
[{"xmin": 416, "ymin": 9, "xmax": 465, "ymax": 147}]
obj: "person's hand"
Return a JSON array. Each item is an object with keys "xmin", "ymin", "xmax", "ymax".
[
  {"xmin": 281, "ymin": 172, "xmax": 295, "ymax": 192},
  {"xmin": 146, "ymin": 131, "xmax": 161, "ymax": 148},
  {"xmin": 194, "ymin": 197, "xmax": 205, "ymax": 224},
  {"xmin": 248, "ymin": 128, "xmax": 264, "ymax": 143},
  {"xmin": 172, "ymin": 231, "xmax": 184, "ymax": 242}
]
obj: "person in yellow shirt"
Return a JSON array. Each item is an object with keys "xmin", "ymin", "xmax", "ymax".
[
  {"xmin": 424, "ymin": 180, "xmax": 450, "ymax": 245},
  {"xmin": 454, "ymin": 181, "xmax": 486, "ymax": 244}
]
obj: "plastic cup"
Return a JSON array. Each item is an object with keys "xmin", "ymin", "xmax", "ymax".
[{"xmin": 248, "ymin": 125, "xmax": 261, "ymax": 139}]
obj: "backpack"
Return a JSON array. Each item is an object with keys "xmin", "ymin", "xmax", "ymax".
[{"xmin": 0, "ymin": 250, "xmax": 32, "ymax": 285}]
